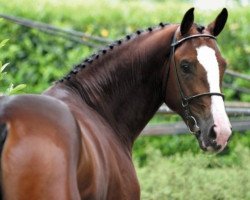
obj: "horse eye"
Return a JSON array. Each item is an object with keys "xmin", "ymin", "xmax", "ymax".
[{"xmin": 180, "ymin": 62, "xmax": 191, "ymax": 73}]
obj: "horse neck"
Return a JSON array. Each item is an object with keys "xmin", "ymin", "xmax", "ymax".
[{"xmin": 46, "ymin": 25, "xmax": 177, "ymax": 146}]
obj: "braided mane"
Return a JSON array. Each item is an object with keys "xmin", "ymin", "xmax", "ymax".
[{"xmin": 58, "ymin": 22, "xmax": 170, "ymax": 82}]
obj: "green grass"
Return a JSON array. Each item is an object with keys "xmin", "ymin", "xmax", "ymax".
[
  {"xmin": 133, "ymin": 131, "xmax": 250, "ymax": 199},
  {"xmin": 135, "ymin": 144, "xmax": 250, "ymax": 200}
]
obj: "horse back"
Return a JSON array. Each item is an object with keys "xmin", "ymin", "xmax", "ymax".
[{"xmin": 0, "ymin": 94, "xmax": 81, "ymax": 200}]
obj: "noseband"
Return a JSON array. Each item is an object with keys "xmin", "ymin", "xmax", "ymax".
[{"xmin": 167, "ymin": 33, "xmax": 224, "ymax": 134}]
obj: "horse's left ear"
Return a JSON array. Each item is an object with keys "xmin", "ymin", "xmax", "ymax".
[
  {"xmin": 180, "ymin": 7, "xmax": 195, "ymax": 35},
  {"xmin": 207, "ymin": 8, "xmax": 228, "ymax": 36}
]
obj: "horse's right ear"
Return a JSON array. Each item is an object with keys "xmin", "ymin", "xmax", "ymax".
[
  {"xmin": 180, "ymin": 7, "xmax": 195, "ymax": 35},
  {"xmin": 207, "ymin": 8, "xmax": 228, "ymax": 36}
]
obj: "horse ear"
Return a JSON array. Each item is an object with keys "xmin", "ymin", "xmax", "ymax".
[
  {"xmin": 180, "ymin": 7, "xmax": 195, "ymax": 35},
  {"xmin": 207, "ymin": 8, "xmax": 228, "ymax": 36}
]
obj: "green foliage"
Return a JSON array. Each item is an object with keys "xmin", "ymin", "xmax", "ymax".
[
  {"xmin": 133, "ymin": 131, "xmax": 250, "ymax": 198},
  {"xmin": 0, "ymin": 39, "xmax": 9, "ymax": 48},
  {"xmin": 5, "ymin": 83, "xmax": 26, "ymax": 95},
  {"xmin": 133, "ymin": 134, "xmax": 199, "ymax": 166},
  {"xmin": 220, "ymin": 7, "xmax": 250, "ymax": 100},
  {"xmin": 135, "ymin": 144, "xmax": 250, "ymax": 200},
  {"xmin": 0, "ymin": 1, "xmax": 249, "ymax": 95},
  {"xmin": 0, "ymin": 39, "xmax": 26, "ymax": 94},
  {"xmin": 133, "ymin": 130, "xmax": 250, "ymax": 166}
]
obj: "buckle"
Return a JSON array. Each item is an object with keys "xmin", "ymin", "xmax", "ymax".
[
  {"xmin": 181, "ymin": 99, "xmax": 189, "ymax": 108},
  {"xmin": 187, "ymin": 116, "xmax": 200, "ymax": 133}
]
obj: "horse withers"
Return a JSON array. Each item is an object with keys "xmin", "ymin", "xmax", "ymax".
[{"xmin": 0, "ymin": 8, "xmax": 231, "ymax": 200}]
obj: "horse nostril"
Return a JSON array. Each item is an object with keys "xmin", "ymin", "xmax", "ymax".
[{"xmin": 208, "ymin": 125, "xmax": 217, "ymax": 140}]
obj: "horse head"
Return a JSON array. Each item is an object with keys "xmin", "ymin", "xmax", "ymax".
[{"xmin": 165, "ymin": 8, "xmax": 232, "ymax": 152}]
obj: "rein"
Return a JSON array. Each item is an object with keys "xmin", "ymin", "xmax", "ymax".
[{"xmin": 167, "ymin": 33, "xmax": 224, "ymax": 134}]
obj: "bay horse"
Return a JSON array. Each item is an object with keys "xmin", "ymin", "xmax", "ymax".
[{"xmin": 0, "ymin": 8, "xmax": 232, "ymax": 200}]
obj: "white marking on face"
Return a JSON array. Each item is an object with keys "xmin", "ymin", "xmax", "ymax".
[{"xmin": 196, "ymin": 46, "xmax": 231, "ymax": 147}]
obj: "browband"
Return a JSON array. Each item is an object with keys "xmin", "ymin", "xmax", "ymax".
[{"xmin": 171, "ymin": 34, "xmax": 217, "ymax": 47}]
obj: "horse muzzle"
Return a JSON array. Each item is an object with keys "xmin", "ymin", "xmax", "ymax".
[{"xmin": 195, "ymin": 119, "xmax": 232, "ymax": 152}]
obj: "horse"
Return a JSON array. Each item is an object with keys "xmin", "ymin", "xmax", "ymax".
[{"xmin": 0, "ymin": 8, "xmax": 232, "ymax": 200}]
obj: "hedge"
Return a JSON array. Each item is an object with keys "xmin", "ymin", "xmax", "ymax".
[{"xmin": 0, "ymin": 0, "xmax": 249, "ymax": 98}]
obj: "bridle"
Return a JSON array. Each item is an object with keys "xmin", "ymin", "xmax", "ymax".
[{"xmin": 166, "ymin": 33, "xmax": 225, "ymax": 134}]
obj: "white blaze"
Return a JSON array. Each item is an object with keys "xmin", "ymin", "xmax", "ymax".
[{"xmin": 196, "ymin": 46, "xmax": 231, "ymax": 147}]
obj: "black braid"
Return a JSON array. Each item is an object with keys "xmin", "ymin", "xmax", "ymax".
[{"xmin": 58, "ymin": 22, "xmax": 170, "ymax": 82}]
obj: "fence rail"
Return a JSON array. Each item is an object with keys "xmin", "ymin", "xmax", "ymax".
[
  {"xmin": 158, "ymin": 102, "xmax": 250, "ymax": 116},
  {"xmin": 142, "ymin": 118, "xmax": 250, "ymax": 135},
  {"xmin": 142, "ymin": 102, "xmax": 250, "ymax": 136},
  {"xmin": 0, "ymin": 13, "xmax": 111, "ymax": 48}
]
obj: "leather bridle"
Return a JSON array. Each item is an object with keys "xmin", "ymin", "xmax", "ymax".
[{"xmin": 166, "ymin": 33, "xmax": 225, "ymax": 134}]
